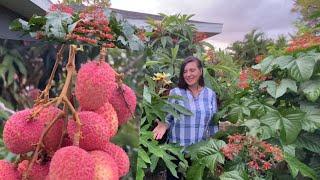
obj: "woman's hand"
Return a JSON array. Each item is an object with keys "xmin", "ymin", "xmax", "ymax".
[{"xmin": 152, "ymin": 120, "xmax": 169, "ymax": 140}]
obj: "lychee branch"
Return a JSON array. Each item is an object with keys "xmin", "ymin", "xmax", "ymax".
[
  {"xmin": 23, "ymin": 112, "xmax": 65, "ymax": 180},
  {"xmin": 36, "ymin": 44, "xmax": 65, "ymax": 104},
  {"xmin": 56, "ymin": 45, "xmax": 77, "ymax": 106},
  {"xmin": 62, "ymin": 96, "xmax": 81, "ymax": 146}
]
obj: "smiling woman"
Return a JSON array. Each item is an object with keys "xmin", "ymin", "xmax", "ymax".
[{"xmin": 152, "ymin": 56, "xmax": 218, "ymax": 179}]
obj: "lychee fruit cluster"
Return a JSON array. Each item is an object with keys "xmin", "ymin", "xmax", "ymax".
[{"xmin": 1, "ymin": 59, "xmax": 136, "ymax": 179}]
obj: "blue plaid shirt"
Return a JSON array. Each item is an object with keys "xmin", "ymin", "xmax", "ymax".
[{"xmin": 165, "ymin": 87, "xmax": 218, "ymax": 146}]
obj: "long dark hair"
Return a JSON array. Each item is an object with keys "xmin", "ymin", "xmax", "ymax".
[{"xmin": 178, "ymin": 56, "xmax": 205, "ymax": 89}]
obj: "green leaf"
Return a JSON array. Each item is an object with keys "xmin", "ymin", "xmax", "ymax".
[
  {"xmin": 260, "ymin": 109, "xmax": 303, "ymax": 144},
  {"xmin": 300, "ymin": 103, "xmax": 320, "ymax": 132},
  {"xmin": 170, "ymin": 103, "xmax": 193, "ymax": 116},
  {"xmin": 300, "ymin": 79, "xmax": 320, "ymax": 102},
  {"xmin": 163, "ymin": 157, "xmax": 178, "ymax": 178},
  {"xmin": 220, "ymin": 170, "xmax": 244, "ymax": 180},
  {"xmin": 286, "ymin": 55, "xmax": 316, "ymax": 82},
  {"xmin": 295, "ymin": 132, "xmax": 320, "ymax": 153},
  {"xmin": 252, "ymin": 56, "xmax": 274, "ymax": 74},
  {"xmin": 45, "ymin": 12, "xmax": 72, "ymax": 39},
  {"xmin": 150, "ymin": 155, "xmax": 159, "ymax": 172},
  {"xmin": 259, "ymin": 79, "xmax": 297, "ymax": 98},
  {"xmin": 12, "ymin": 56, "xmax": 27, "ymax": 76},
  {"xmin": 186, "ymin": 162, "xmax": 205, "ymax": 180},
  {"xmin": 138, "ymin": 148, "xmax": 151, "ymax": 164},
  {"xmin": 9, "ymin": 19, "xmax": 29, "ymax": 31},
  {"xmin": 273, "ymin": 55, "xmax": 293, "ymax": 69},
  {"xmin": 143, "ymin": 86, "xmax": 152, "ymax": 103},
  {"xmin": 285, "ymin": 152, "xmax": 317, "ymax": 180}
]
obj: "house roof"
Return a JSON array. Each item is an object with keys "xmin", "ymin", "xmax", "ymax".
[
  {"xmin": 111, "ymin": 8, "xmax": 223, "ymax": 36},
  {"xmin": 0, "ymin": 0, "xmax": 223, "ymax": 40},
  {"xmin": 0, "ymin": 0, "xmax": 50, "ymax": 40}
]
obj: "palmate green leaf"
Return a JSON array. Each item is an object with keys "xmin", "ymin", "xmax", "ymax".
[
  {"xmin": 241, "ymin": 119, "xmax": 273, "ymax": 140},
  {"xmin": 227, "ymin": 103, "xmax": 250, "ymax": 123},
  {"xmin": 300, "ymin": 103, "xmax": 320, "ymax": 132},
  {"xmin": 259, "ymin": 79, "xmax": 297, "ymax": 99},
  {"xmin": 300, "ymin": 79, "xmax": 320, "ymax": 102},
  {"xmin": 260, "ymin": 109, "xmax": 303, "ymax": 144},
  {"xmin": 138, "ymin": 148, "xmax": 151, "ymax": 164},
  {"xmin": 186, "ymin": 161, "xmax": 205, "ymax": 180},
  {"xmin": 45, "ymin": 12, "xmax": 72, "ymax": 39},
  {"xmin": 252, "ymin": 56, "xmax": 274, "ymax": 74},
  {"xmin": 149, "ymin": 155, "xmax": 159, "ymax": 172},
  {"xmin": 295, "ymin": 132, "xmax": 320, "ymax": 153},
  {"xmin": 273, "ymin": 55, "xmax": 294, "ymax": 69},
  {"xmin": 163, "ymin": 157, "xmax": 178, "ymax": 178},
  {"xmin": 136, "ymin": 157, "xmax": 146, "ymax": 180},
  {"xmin": 169, "ymin": 103, "xmax": 193, "ymax": 116},
  {"xmin": 186, "ymin": 139, "xmax": 225, "ymax": 177},
  {"xmin": 219, "ymin": 170, "xmax": 244, "ymax": 180},
  {"xmin": 285, "ymin": 152, "xmax": 317, "ymax": 180},
  {"xmin": 286, "ymin": 55, "xmax": 316, "ymax": 82}
]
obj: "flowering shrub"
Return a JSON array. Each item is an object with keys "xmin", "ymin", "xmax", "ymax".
[
  {"xmin": 221, "ymin": 134, "xmax": 283, "ymax": 177},
  {"xmin": 238, "ymin": 68, "xmax": 266, "ymax": 89},
  {"xmin": 285, "ymin": 33, "xmax": 320, "ymax": 53}
]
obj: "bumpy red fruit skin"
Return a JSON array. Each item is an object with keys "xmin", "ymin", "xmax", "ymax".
[
  {"xmin": 0, "ymin": 160, "xmax": 20, "ymax": 180},
  {"xmin": 103, "ymin": 143, "xmax": 130, "ymax": 177},
  {"xmin": 48, "ymin": 146, "xmax": 95, "ymax": 180},
  {"xmin": 18, "ymin": 160, "xmax": 49, "ymax": 180},
  {"xmin": 89, "ymin": 150, "xmax": 119, "ymax": 180},
  {"xmin": 94, "ymin": 101, "xmax": 118, "ymax": 137},
  {"xmin": 67, "ymin": 111, "xmax": 111, "ymax": 151},
  {"xmin": 3, "ymin": 106, "xmax": 63, "ymax": 154},
  {"xmin": 108, "ymin": 84, "xmax": 136, "ymax": 125},
  {"xmin": 75, "ymin": 61, "xmax": 117, "ymax": 110}
]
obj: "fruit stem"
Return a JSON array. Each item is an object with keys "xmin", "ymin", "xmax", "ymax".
[
  {"xmin": 99, "ymin": 47, "xmax": 107, "ymax": 62},
  {"xmin": 62, "ymin": 96, "xmax": 82, "ymax": 146},
  {"xmin": 35, "ymin": 44, "xmax": 65, "ymax": 105},
  {"xmin": 22, "ymin": 112, "xmax": 65, "ymax": 180}
]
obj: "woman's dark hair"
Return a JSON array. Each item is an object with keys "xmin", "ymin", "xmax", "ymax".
[{"xmin": 178, "ymin": 56, "xmax": 205, "ymax": 89}]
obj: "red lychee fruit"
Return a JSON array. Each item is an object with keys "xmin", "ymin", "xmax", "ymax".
[
  {"xmin": 103, "ymin": 143, "xmax": 130, "ymax": 177},
  {"xmin": 18, "ymin": 160, "xmax": 49, "ymax": 180},
  {"xmin": 89, "ymin": 150, "xmax": 119, "ymax": 180},
  {"xmin": 3, "ymin": 106, "xmax": 63, "ymax": 154},
  {"xmin": 75, "ymin": 60, "xmax": 117, "ymax": 110},
  {"xmin": 108, "ymin": 84, "xmax": 136, "ymax": 125},
  {"xmin": 48, "ymin": 146, "xmax": 95, "ymax": 180},
  {"xmin": 67, "ymin": 111, "xmax": 111, "ymax": 151},
  {"xmin": 0, "ymin": 160, "xmax": 20, "ymax": 180},
  {"xmin": 94, "ymin": 101, "xmax": 118, "ymax": 137}
]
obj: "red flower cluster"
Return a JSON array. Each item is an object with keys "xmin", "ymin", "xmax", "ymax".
[
  {"xmin": 49, "ymin": 3, "xmax": 74, "ymax": 14},
  {"xmin": 285, "ymin": 33, "xmax": 320, "ymax": 53},
  {"xmin": 194, "ymin": 32, "xmax": 208, "ymax": 43},
  {"xmin": 221, "ymin": 134, "xmax": 283, "ymax": 172},
  {"xmin": 238, "ymin": 68, "xmax": 266, "ymax": 89},
  {"xmin": 68, "ymin": 6, "xmax": 115, "ymax": 47},
  {"xmin": 238, "ymin": 69, "xmax": 249, "ymax": 89}
]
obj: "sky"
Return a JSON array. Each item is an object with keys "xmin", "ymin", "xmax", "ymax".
[
  {"xmin": 110, "ymin": 0, "xmax": 299, "ymax": 49},
  {"xmin": 52, "ymin": 0, "xmax": 300, "ymax": 49}
]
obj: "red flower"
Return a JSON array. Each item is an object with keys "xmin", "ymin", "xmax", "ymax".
[
  {"xmin": 263, "ymin": 162, "xmax": 272, "ymax": 170},
  {"xmin": 248, "ymin": 161, "xmax": 259, "ymax": 170}
]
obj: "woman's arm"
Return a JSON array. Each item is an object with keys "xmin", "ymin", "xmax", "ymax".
[{"xmin": 152, "ymin": 89, "xmax": 175, "ymax": 140}]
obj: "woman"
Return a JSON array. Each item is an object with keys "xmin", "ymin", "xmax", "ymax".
[{"xmin": 152, "ymin": 56, "xmax": 218, "ymax": 179}]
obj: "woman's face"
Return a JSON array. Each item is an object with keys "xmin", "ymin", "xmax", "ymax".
[{"xmin": 183, "ymin": 61, "xmax": 202, "ymax": 87}]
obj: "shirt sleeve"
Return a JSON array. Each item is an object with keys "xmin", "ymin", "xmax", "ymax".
[{"xmin": 165, "ymin": 89, "xmax": 175, "ymax": 128}]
